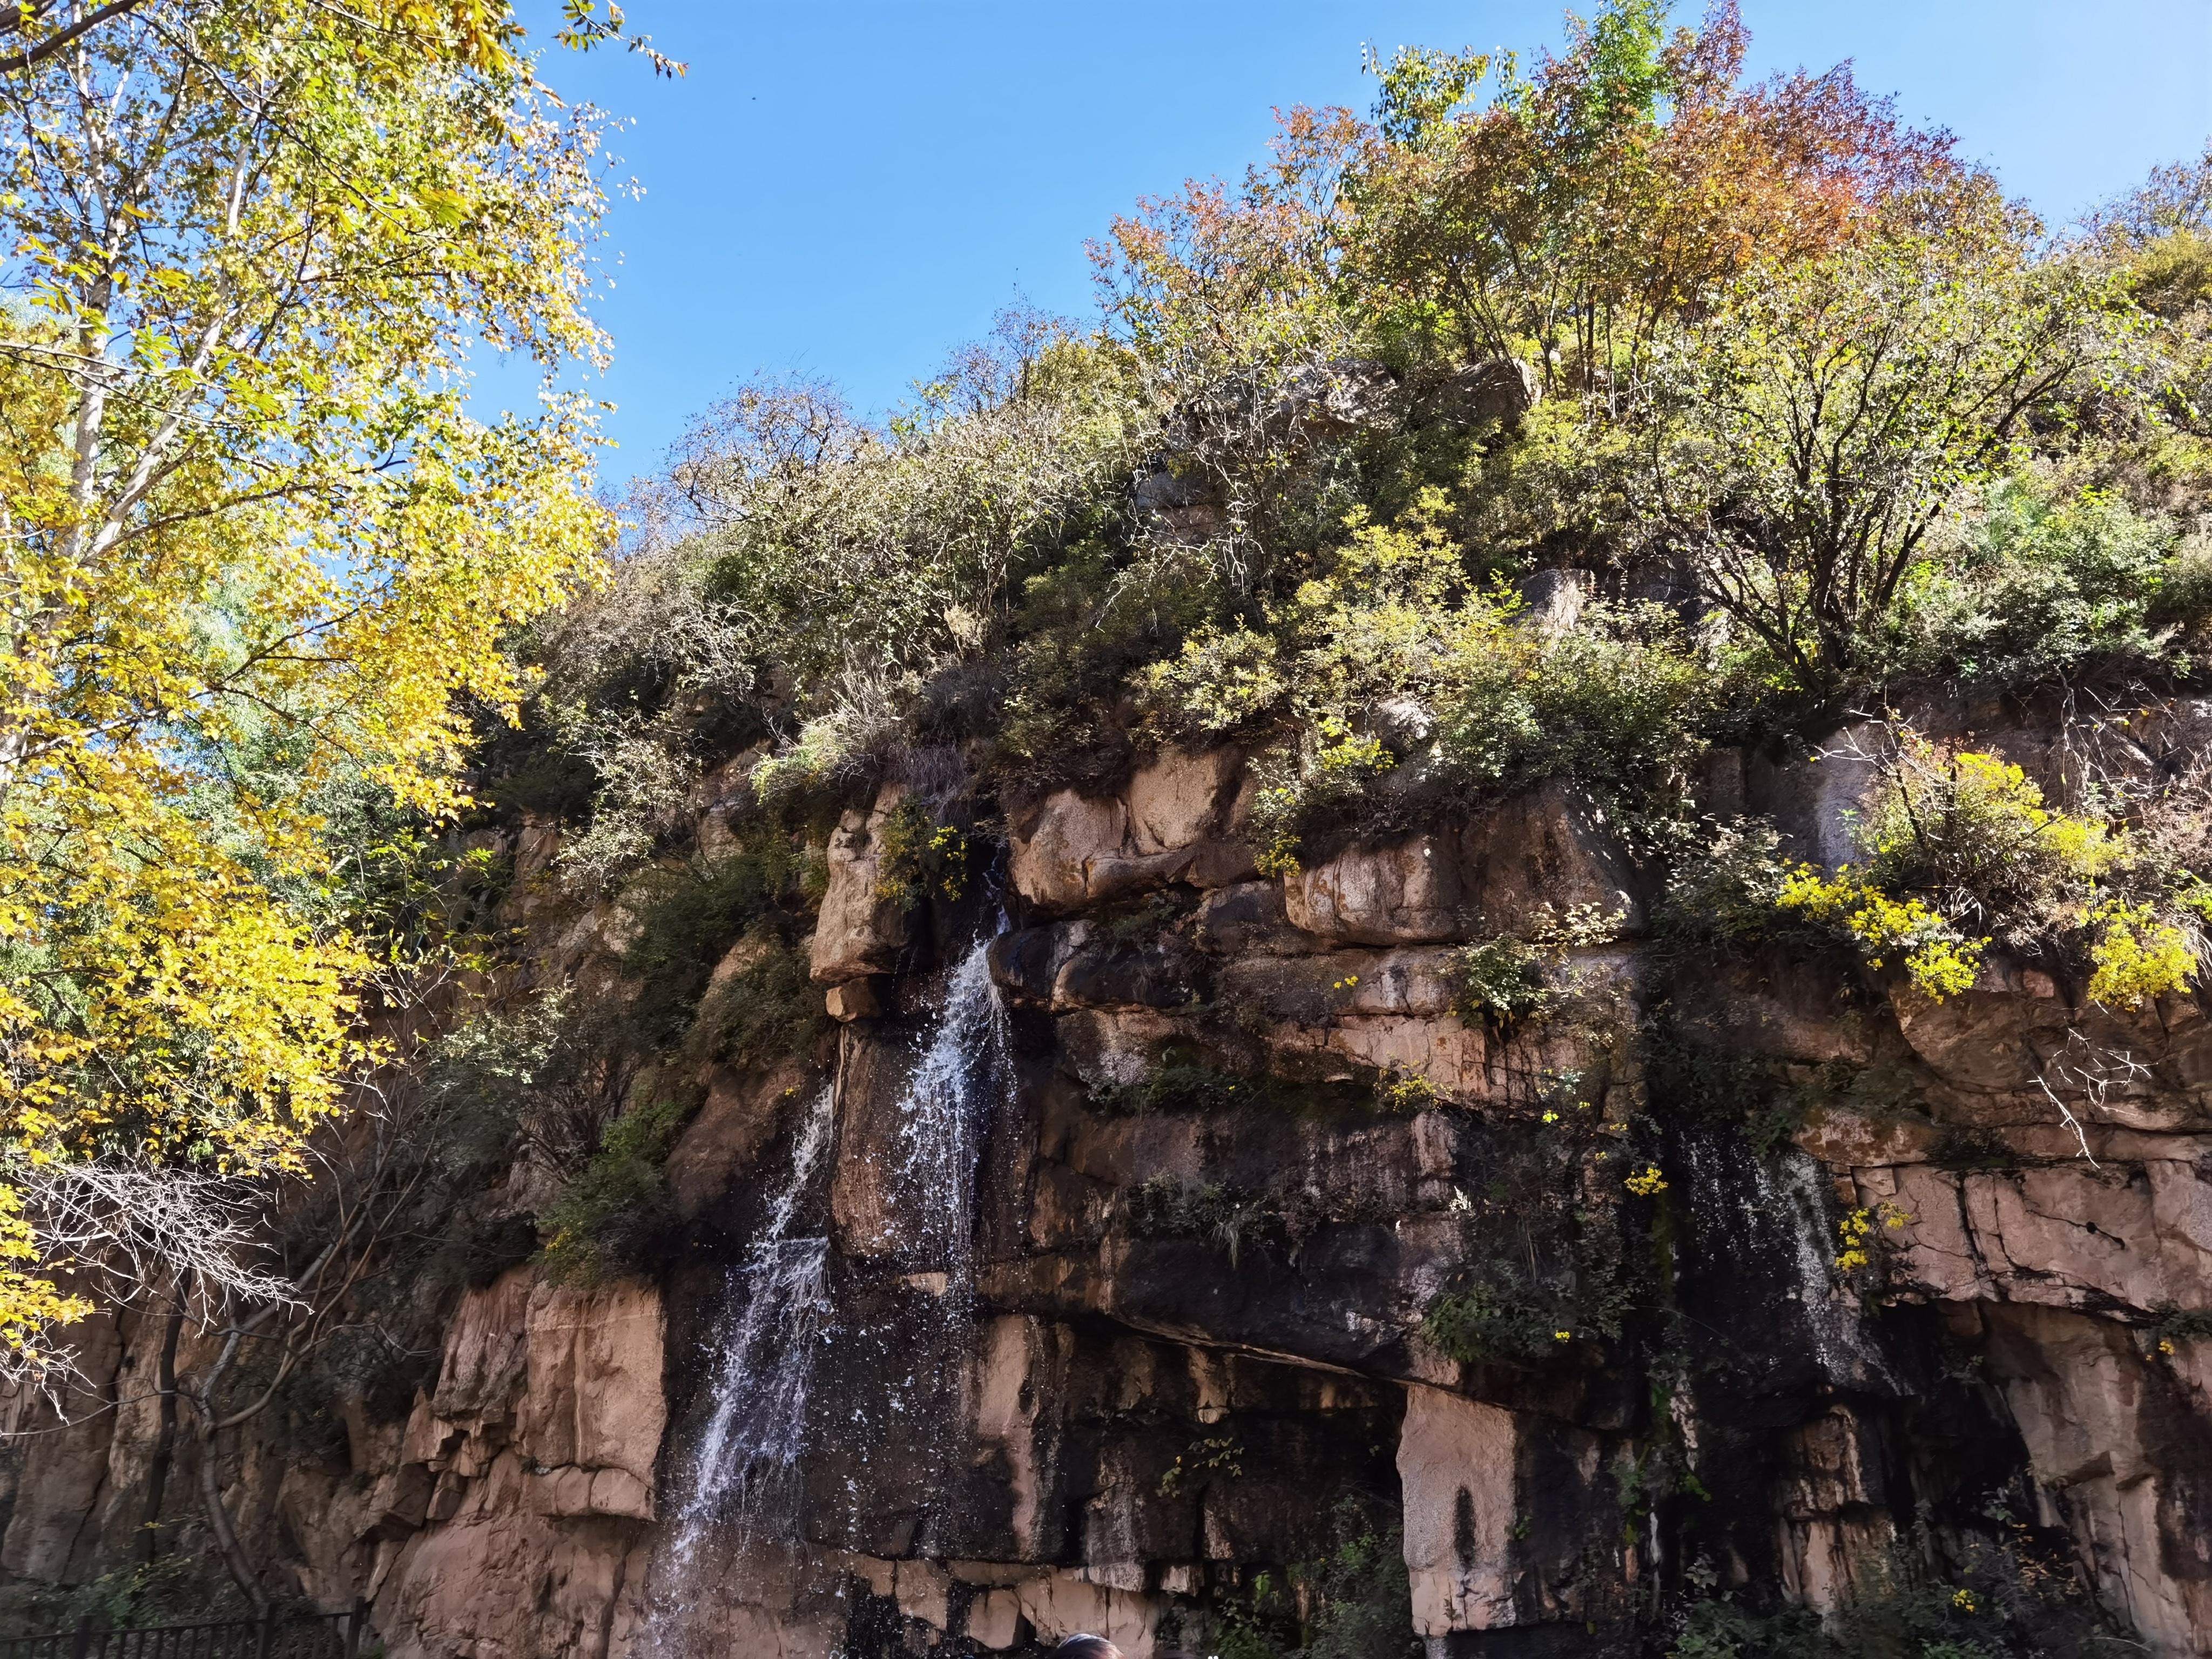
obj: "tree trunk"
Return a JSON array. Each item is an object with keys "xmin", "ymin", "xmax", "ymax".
[
  {"xmin": 136, "ymin": 1303, "xmax": 184, "ymax": 1563},
  {"xmin": 191, "ymin": 1405, "xmax": 269, "ymax": 1620}
]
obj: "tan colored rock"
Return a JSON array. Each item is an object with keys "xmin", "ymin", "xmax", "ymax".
[
  {"xmin": 1981, "ymin": 1304, "xmax": 2212, "ymax": 1655},
  {"xmin": 1010, "ymin": 792, "xmax": 1128, "ymax": 913},
  {"xmin": 1890, "ymin": 977, "xmax": 2212, "ymax": 1129},
  {"xmin": 1876, "ymin": 1154, "xmax": 2212, "ymax": 1318},
  {"xmin": 824, "ymin": 977, "xmax": 884, "ymax": 1021},
  {"xmin": 1771, "ymin": 1406, "xmax": 1896, "ymax": 1615},
  {"xmin": 1397, "ymin": 1385, "xmax": 1519, "ymax": 1638},
  {"xmin": 1014, "ymin": 1569, "xmax": 1157, "ymax": 1652},
  {"xmin": 0, "ymin": 1308, "xmax": 126, "ymax": 1582},
  {"xmin": 515, "ymin": 1276, "xmax": 666, "ymax": 1506},
  {"xmin": 665, "ymin": 1060, "xmax": 819, "ymax": 1220},
  {"xmin": 430, "ymin": 1267, "xmax": 535, "ymax": 1422},
  {"xmin": 1009, "ymin": 749, "xmax": 1254, "ymax": 913},
  {"xmin": 808, "ymin": 786, "xmax": 912, "ymax": 984},
  {"xmin": 1777, "ymin": 1510, "xmax": 1898, "ymax": 1621},
  {"xmin": 1127, "ymin": 747, "xmax": 1240, "ymax": 852},
  {"xmin": 1285, "ymin": 781, "xmax": 1642, "ymax": 946},
  {"xmin": 374, "ymin": 1453, "xmax": 645, "ymax": 1659},
  {"xmin": 1284, "ymin": 831, "xmax": 1464, "ymax": 945},
  {"xmin": 971, "ymin": 1317, "xmax": 1061, "ymax": 1559},
  {"xmin": 967, "ymin": 1587, "xmax": 1023, "ymax": 1649},
  {"xmin": 1792, "ymin": 1104, "xmax": 1944, "ymax": 1168},
  {"xmin": 894, "ymin": 1557, "xmax": 952, "ymax": 1629},
  {"xmin": 1306, "ymin": 1015, "xmax": 1492, "ymax": 1099}
]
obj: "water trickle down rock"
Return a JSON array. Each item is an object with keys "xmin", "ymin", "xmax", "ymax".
[
  {"xmin": 649, "ymin": 1085, "xmax": 835, "ymax": 1647},
  {"xmin": 816, "ymin": 932, "xmax": 1013, "ymax": 1556}
]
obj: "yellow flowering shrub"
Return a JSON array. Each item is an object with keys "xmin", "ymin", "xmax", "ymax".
[
  {"xmin": 2086, "ymin": 901, "xmax": 2196, "ymax": 1007},
  {"xmin": 1772, "ymin": 734, "xmax": 2204, "ymax": 1007},
  {"xmin": 1777, "ymin": 867, "xmax": 1986, "ymax": 999},
  {"xmin": 1835, "ymin": 1202, "xmax": 1911, "ymax": 1270}
]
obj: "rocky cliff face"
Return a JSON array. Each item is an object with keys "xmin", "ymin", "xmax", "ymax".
[{"xmin": 6, "ymin": 730, "xmax": 2212, "ymax": 1657}]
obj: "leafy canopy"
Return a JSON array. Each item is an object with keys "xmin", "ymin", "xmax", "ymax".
[{"xmin": 0, "ymin": 0, "xmax": 615, "ymax": 1372}]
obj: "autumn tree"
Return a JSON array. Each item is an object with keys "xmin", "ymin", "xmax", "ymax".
[
  {"xmin": 0, "ymin": 0, "xmax": 622, "ymax": 1379},
  {"xmin": 1638, "ymin": 205, "xmax": 2136, "ymax": 695},
  {"xmin": 1097, "ymin": 2, "xmax": 1963, "ymax": 399},
  {"xmin": 1344, "ymin": 1, "xmax": 1962, "ymax": 395}
]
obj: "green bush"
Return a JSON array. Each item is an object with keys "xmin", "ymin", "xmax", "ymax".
[
  {"xmin": 1145, "ymin": 490, "xmax": 1710, "ymax": 865},
  {"xmin": 1452, "ymin": 903, "xmax": 1626, "ymax": 1028},
  {"xmin": 537, "ymin": 1092, "xmax": 690, "ymax": 1283},
  {"xmin": 1888, "ymin": 477, "xmax": 2182, "ymax": 689},
  {"xmin": 869, "ymin": 796, "xmax": 971, "ymax": 908},
  {"xmin": 1452, "ymin": 934, "xmax": 1550, "ymax": 1026},
  {"xmin": 1203, "ymin": 1514, "xmax": 1420, "ymax": 1659},
  {"xmin": 1422, "ymin": 1270, "xmax": 1570, "ymax": 1363}
]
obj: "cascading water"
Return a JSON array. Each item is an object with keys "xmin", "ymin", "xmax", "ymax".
[
  {"xmin": 887, "ymin": 933, "xmax": 1010, "ymax": 1299},
  {"xmin": 1677, "ymin": 1132, "xmax": 1894, "ymax": 1393},
  {"xmin": 664, "ymin": 1085, "xmax": 836, "ymax": 1571},
  {"xmin": 814, "ymin": 930, "xmax": 1013, "ymax": 1550},
  {"xmin": 651, "ymin": 928, "xmax": 1013, "ymax": 1645}
]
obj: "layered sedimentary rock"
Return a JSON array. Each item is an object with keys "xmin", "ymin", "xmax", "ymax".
[{"xmin": 5, "ymin": 732, "xmax": 2212, "ymax": 1656}]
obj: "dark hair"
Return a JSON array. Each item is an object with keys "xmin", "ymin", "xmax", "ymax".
[{"xmin": 1055, "ymin": 1639, "xmax": 1123, "ymax": 1659}]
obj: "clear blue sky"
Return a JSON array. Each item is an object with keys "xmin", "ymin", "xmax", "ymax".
[{"xmin": 496, "ymin": 1, "xmax": 2212, "ymax": 483}]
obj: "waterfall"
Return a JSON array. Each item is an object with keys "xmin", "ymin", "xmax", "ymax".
[
  {"xmin": 1677, "ymin": 1132, "xmax": 1893, "ymax": 1393},
  {"xmin": 887, "ymin": 934, "xmax": 1010, "ymax": 1295},
  {"xmin": 651, "ymin": 929, "xmax": 1013, "ymax": 1642},
  {"xmin": 664, "ymin": 1085, "xmax": 835, "ymax": 1572}
]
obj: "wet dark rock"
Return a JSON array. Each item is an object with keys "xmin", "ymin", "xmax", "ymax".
[{"xmin": 10, "ymin": 738, "xmax": 2212, "ymax": 1658}]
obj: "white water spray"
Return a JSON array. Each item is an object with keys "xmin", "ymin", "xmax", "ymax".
[
  {"xmin": 664, "ymin": 1085, "xmax": 835, "ymax": 1570},
  {"xmin": 888, "ymin": 935, "xmax": 1010, "ymax": 1291},
  {"xmin": 653, "ymin": 930, "xmax": 1014, "ymax": 1640}
]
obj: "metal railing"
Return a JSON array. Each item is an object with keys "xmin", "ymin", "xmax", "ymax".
[{"xmin": 0, "ymin": 1606, "xmax": 370, "ymax": 1659}]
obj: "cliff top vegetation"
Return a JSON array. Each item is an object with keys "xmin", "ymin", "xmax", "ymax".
[{"xmin": 529, "ymin": 1, "xmax": 2212, "ymax": 898}]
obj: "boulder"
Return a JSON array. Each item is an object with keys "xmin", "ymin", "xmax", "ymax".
[
  {"xmin": 1268, "ymin": 356, "xmax": 1403, "ymax": 439},
  {"xmin": 808, "ymin": 786, "xmax": 913, "ymax": 984},
  {"xmin": 1430, "ymin": 356, "xmax": 1540, "ymax": 427},
  {"xmin": 824, "ymin": 978, "xmax": 884, "ymax": 1022},
  {"xmin": 1008, "ymin": 749, "xmax": 1255, "ymax": 913},
  {"xmin": 1285, "ymin": 831, "xmax": 1465, "ymax": 945},
  {"xmin": 1284, "ymin": 781, "xmax": 1643, "ymax": 946},
  {"xmin": 1131, "ymin": 457, "xmax": 1225, "ymax": 545}
]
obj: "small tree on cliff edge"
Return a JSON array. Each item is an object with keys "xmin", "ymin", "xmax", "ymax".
[{"xmin": 0, "ymin": 3, "xmax": 650, "ymax": 1382}]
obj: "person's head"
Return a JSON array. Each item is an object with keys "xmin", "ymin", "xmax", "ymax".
[{"xmin": 1055, "ymin": 1638, "xmax": 1123, "ymax": 1659}]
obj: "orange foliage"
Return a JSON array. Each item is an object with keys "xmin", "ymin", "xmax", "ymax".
[{"xmin": 1095, "ymin": 1, "xmax": 1982, "ymax": 392}]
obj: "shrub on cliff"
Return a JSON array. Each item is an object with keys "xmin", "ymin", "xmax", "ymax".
[
  {"xmin": 532, "ymin": 317, "xmax": 1149, "ymax": 868},
  {"xmin": 1137, "ymin": 488, "xmax": 1711, "ymax": 861},
  {"xmin": 507, "ymin": 0, "xmax": 2212, "ymax": 929},
  {"xmin": 1674, "ymin": 725, "xmax": 2206, "ymax": 1009},
  {"xmin": 1882, "ymin": 477, "xmax": 2188, "ymax": 689}
]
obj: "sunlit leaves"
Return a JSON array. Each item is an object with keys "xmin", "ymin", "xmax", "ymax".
[{"xmin": 0, "ymin": 0, "xmax": 612, "ymax": 1366}]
